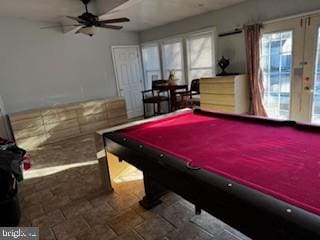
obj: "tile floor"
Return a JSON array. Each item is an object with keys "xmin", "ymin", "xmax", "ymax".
[{"xmin": 19, "ymin": 134, "xmax": 250, "ymax": 240}]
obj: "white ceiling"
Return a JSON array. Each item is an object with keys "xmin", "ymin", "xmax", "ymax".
[
  {"xmin": 0, "ymin": 0, "xmax": 92, "ymax": 23},
  {"xmin": 0, "ymin": 0, "xmax": 246, "ymax": 31},
  {"xmin": 101, "ymin": 0, "xmax": 247, "ymax": 31}
]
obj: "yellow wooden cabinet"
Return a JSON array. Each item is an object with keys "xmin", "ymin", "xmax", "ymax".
[{"xmin": 200, "ymin": 75, "xmax": 250, "ymax": 114}]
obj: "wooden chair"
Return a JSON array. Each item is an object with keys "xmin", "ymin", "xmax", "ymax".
[
  {"xmin": 177, "ymin": 79, "xmax": 200, "ymax": 108},
  {"xmin": 142, "ymin": 80, "xmax": 170, "ymax": 118}
]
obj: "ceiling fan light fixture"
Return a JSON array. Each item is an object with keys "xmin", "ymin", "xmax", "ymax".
[{"xmin": 79, "ymin": 26, "xmax": 97, "ymax": 37}]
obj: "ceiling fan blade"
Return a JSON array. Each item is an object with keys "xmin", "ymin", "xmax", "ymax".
[
  {"xmin": 75, "ymin": 28, "xmax": 82, "ymax": 34},
  {"xmin": 98, "ymin": 24, "xmax": 123, "ymax": 30},
  {"xmin": 66, "ymin": 16, "xmax": 84, "ymax": 22},
  {"xmin": 41, "ymin": 24, "xmax": 83, "ymax": 29},
  {"xmin": 98, "ymin": 17, "xmax": 130, "ymax": 24}
]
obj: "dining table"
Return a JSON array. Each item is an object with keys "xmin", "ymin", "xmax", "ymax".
[{"xmin": 153, "ymin": 82, "xmax": 188, "ymax": 111}]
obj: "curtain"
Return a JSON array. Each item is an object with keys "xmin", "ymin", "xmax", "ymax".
[{"xmin": 244, "ymin": 24, "xmax": 268, "ymax": 116}]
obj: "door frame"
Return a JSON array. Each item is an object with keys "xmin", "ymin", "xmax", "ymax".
[{"xmin": 111, "ymin": 45, "xmax": 144, "ymax": 97}]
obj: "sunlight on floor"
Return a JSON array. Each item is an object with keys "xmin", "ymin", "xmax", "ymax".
[
  {"xmin": 23, "ymin": 160, "xmax": 98, "ymax": 179},
  {"xmin": 24, "ymin": 157, "xmax": 143, "ymax": 184},
  {"xmin": 113, "ymin": 167, "xmax": 143, "ymax": 183}
]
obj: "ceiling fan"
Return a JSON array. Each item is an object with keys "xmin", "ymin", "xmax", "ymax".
[{"xmin": 43, "ymin": 0, "xmax": 130, "ymax": 37}]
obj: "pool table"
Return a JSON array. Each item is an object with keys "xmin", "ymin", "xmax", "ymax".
[{"xmin": 100, "ymin": 108, "xmax": 320, "ymax": 239}]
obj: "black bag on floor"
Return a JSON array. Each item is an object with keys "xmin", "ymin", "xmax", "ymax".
[
  {"xmin": 0, "ymin": 146, "xmax": 25, "ymax": 226},
  {"xmin": 0, "ymin": 169, "xmax": 20, "ymax": 226}
]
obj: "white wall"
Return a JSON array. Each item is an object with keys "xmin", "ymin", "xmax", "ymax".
[
  {"xmin": 0, "ymin": 17, "xmax": 139, "ymax": 113},
  {"xmin": 140, "ymin": 0, "xmax": 320, "ymax": 74}
]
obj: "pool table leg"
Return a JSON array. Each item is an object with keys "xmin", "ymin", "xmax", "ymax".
[
  {"xmin": 95, "ymin": 133, "xmax": 113, "ymax": 193},
  {"xmin": 139, "ymin": 173, "xmax": 167, "ymax": 210},
  {"xmin": 98, "ymin": 157, "xmax": 113, "ymax": 193}
]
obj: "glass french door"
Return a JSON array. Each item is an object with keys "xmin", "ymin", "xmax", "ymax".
[
  {"xmin": 261, "ymin": 16, "xmax": 320, "ymax": 123},
  {"xmin": 261, "ymin": 31, "xmax": 293, "ymax": 119},
  {"xmin": 261, "ymin": 18, "xmax": 305, "ymax": 120}
]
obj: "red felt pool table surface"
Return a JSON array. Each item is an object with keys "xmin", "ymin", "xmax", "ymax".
[{"xmin": 122, "ymin": 111, "xmax": 320, "ymax": 216}]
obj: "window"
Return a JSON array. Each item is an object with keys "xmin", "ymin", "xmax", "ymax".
[
  {"xmin": 187, "ymin": 32, "xmax": 215, "ymax": 84},
  {"xmin": 142, "ymin": 44, "xmax": 161, "ymax": 89},
  {"xmin": 261, "ymin": 31, "xmax": 293, "ymax": 119},
  {"xmin": 161, "ymin": 40, "xmax": 185, "ymax": 84},
  {"xmin": 141, "ymin": 28, "xmax": 216, "ymax": 88}
]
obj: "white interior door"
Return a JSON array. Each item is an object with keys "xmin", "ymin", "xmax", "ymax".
[{"xmin": 112, "ymin": 46, "xmax": 144, "ymax": 119}]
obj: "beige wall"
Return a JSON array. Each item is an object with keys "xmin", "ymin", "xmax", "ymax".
[{"xmin": 0, "ymin": 17, "xmax": 139, "ymax": 114}]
